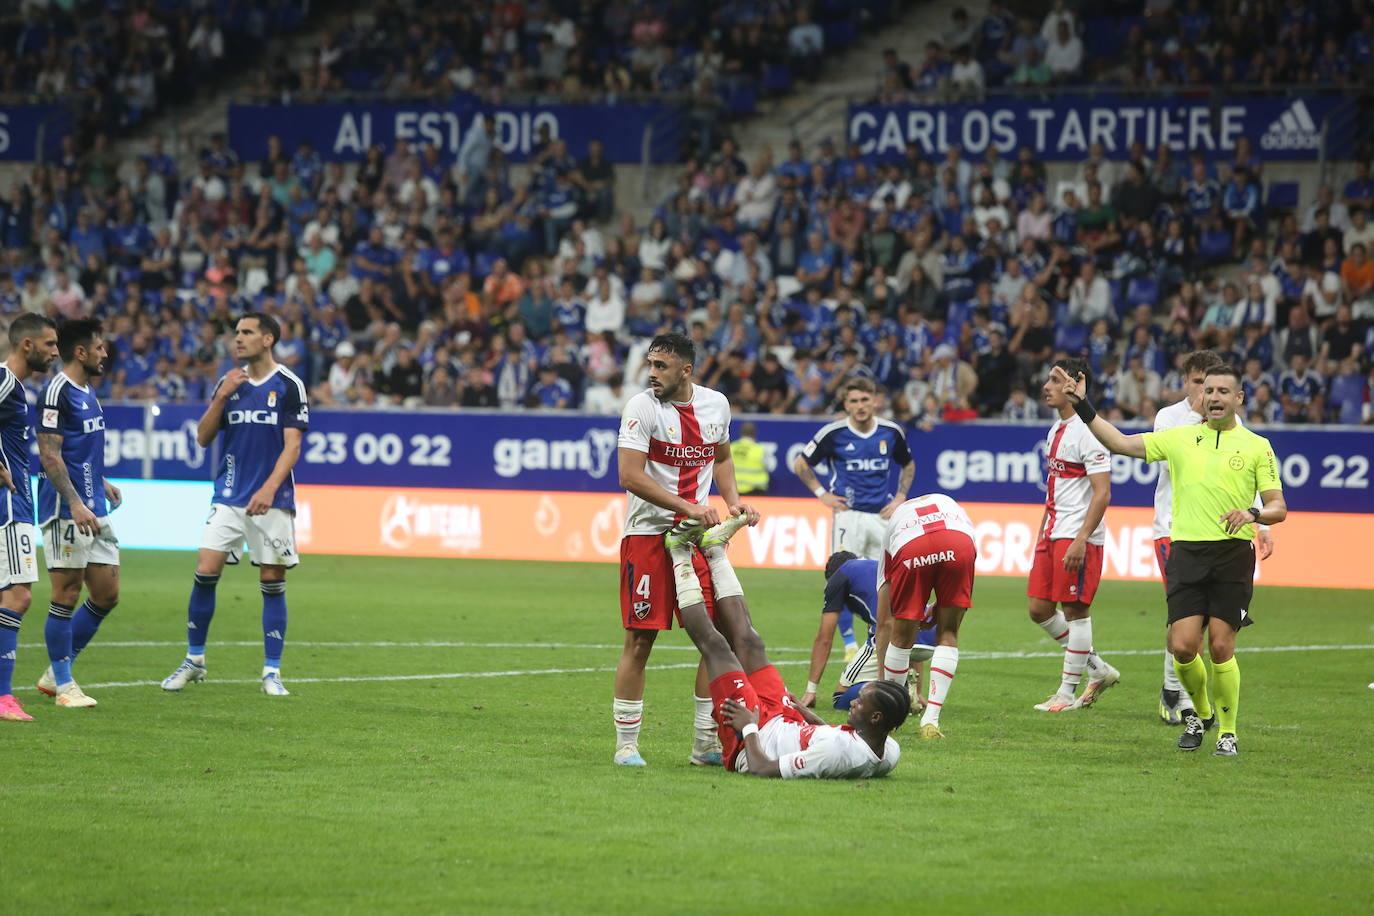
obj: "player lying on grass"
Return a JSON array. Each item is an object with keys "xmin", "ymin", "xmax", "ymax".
[{"xmin": 664, "ymin": 516, "xmax": 907, "ymax": 778}]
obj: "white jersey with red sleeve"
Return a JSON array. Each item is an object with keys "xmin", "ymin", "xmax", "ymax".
[
  {"xmin": 744, "ymin": 716, "xmax": 900, "ymax": 779},
  {"xmin": 1151, "ymin": 398, "xmax": 1201, "ymax": 539},
  {"xmin": 884, "ymin": 493, "xmax": 976, "ymax": 558},
  {"xmin": 617, "ymin": 384, "xmax": 732, "ymax": 536},
  {"xmin": 1042, "ymin": 416, "xmax": 1111, "ymax": 545}
]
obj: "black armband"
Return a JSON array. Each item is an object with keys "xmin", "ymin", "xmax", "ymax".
[{"xmin": 1072, "ymin": 397, "xmax": 1097, "ymax": 424}]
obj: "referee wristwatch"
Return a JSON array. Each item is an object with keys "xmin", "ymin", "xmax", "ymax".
[{"xmin": 1247, "ymin": 507, "xmax": 1261, "ymax": 522}]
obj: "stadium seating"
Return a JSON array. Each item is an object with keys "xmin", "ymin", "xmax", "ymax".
[{"xmin": 0, "ymin": 2, "xmax": 1370, "ymax": 429}]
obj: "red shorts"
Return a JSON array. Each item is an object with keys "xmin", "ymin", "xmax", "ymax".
[
  {"xmin": 1154, "ymin": 537, "xmax": 1171, "ymax": 592},
  {"xmin": 710, "ymin": 665, "xmax": 807, "ymax": 772},
  {"xmin": 885, "ymin": 529, "xmax": 977, "ymax": 620},
  {"xmin": 619, "ymin": 534, "xmax": 716, "ymax": 630},
  {"xmin": 1027, "ymin": 537, "xmax": 1104, "ymax": 605}
]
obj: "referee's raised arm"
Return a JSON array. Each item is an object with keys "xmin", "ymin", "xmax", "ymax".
[{"xmin": 1047, "ymin": 365, "xmax": 1147, "ymax": 458}]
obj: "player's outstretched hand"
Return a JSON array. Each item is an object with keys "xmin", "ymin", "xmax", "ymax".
[
  {"xmin": 799, "ymin": 690, "xmax": 817, "ymax": 709},
  {"xmin": 247, "ymin": 485, "xmax": 275, "ymax": 516},
  {"xmin": 721, "ymin": 697, "xmax": 759, "ymax": 732},
  {"xmin": 729, "ymin": 503, "xmax": 760, "ymax": 526},
  {"xmin": 218, "ymin": 367, "xmax": 249, "ymax": 398},
  {"xmin": 685, "ymin": 502, "xmax": 721, "ymax": 528},
  {"xmin": 0, "ymin": 463, "xmax": 15, "ymax": 493},
  {"xmin": 71, "ymin": 502, "xmax": 98, "ymax": 536},
  {"xmin": 1049, "ymin": 365, "xmax": 1086, "ymax": 402}
]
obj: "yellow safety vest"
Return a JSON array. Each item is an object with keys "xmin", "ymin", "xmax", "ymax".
[{"xmin": 732, "ymin": 436, "xmax": 770, "ymax": 495}]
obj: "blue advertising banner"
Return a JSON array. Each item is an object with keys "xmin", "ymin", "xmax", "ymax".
[
  {"xmin": 227, "ymin": 102, "xmax": 682, "ymax": 163},
  {"xmin": 0, "ymin": 104, "xmax": 70, "ymax": 161},
  {"xmin": 97, "ymin": 405, "xmax": 1374, "ymax": 514},
  {"xmin": 847, "ymin": 94, "xmax": 1352, "ymax": 162}
]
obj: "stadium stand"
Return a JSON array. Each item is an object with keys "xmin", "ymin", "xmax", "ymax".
[{"xmin": 0, "ymin": 0, "xmax": 1371, "ymax": 428}]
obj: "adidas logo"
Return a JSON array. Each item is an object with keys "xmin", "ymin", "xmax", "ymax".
[
  {"xmin": 845, "ymin": 443, "xmax": 856, "ymax": 451},
  {"xmin": 1, "ymin": 650, "xmax": 14, "ymax": 660},
  {"xmin": 266, "ymin": 630, "xmax": 284, "ymax": 639},
  {"xmin": 1259, "ymin": 99, "xmax": 1319, "ymax": 151},
  {"xmin": 187, "ymin": 622, "xmax": 197, "ymax": 629}
]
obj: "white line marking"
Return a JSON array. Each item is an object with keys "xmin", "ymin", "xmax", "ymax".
[
  {"xmin": 16, "ymin": 640, "xmax": 808, "ymax": 652},
  {"xmin": 12, "ymin": 643, "xmax": 1371, "ymax": 692}
]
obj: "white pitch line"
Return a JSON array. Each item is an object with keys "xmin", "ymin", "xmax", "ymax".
[
  {"xmin": 13, "ymin": 643, "xmax": 1372, "ymax": 692},
  {"xmin": 14, "ymin": 640, "xmax": 809, "ymax": 652}
]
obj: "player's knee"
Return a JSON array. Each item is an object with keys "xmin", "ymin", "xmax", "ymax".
[
  {"xmin": 625, "ymin": 630, "xmax": 656, "ymax": 662},
  {"xmin": 3, "ymin": 588, "xmax": 32, "ymax": 615}
]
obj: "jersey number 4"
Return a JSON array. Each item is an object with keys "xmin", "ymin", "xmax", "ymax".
[{"xmin": 635, "ymin": 574, "xmax": 652, "ymax": 599}]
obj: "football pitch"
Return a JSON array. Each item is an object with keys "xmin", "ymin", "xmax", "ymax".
[{"xmin": 4, "ymin": 551, "xmax": 1372, "ymax": 914}]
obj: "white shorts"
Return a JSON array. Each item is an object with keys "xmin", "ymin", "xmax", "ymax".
[
  {"xmin": 201, "ymin": 504, "xmax": 299, "ymax": 568},
  {"xmin": 0, "ymin": 522, "xmax": 39, "ymax": 588},
  {"xmin": 832, "ymin": 509, "xmax": 887, "ymax": 560},
  {"xmin": 43, "ymin": 516, "xmax": 120, "ymax": 569},
  {"xmin": 837, "ymin": 635, "xmax": 935, "ymax": 689}
]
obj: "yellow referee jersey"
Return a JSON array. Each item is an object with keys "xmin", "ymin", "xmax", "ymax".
[{"xmin": 1141, "ymin": 423, "xmax": 1283, "ymax": 542}]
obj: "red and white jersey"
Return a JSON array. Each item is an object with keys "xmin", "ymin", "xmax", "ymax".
[
  {"xmin": 745, "ymin": 716, "xmax": 900, "ymax": 780},
  {"xmin": 1151, "ymin": 398, "xmax": 1201, "ymax": 539},
  {"xmin": 618, "ymin": 385, "xmax": 731, "ymax": 536},
  {"xmin": 1042, "ymin": 415, "xmax": 1110, "ymax": 545},
  {"xmin": 885, "ymin": 493, "xmax": 976, "ymax": 558}
]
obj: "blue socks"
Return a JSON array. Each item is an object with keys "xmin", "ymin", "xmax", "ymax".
[
  {"xmin": 261, "ymin": 580, "xmax": 287, "ymax": 669},
  {"xmin": 71, "ymin": 600, "xmax": 112, "ymax": 658},
  {"xmin": 0, "ymin": 608, "xmax": 22, "ymax": 695},
  {"xmin": 45, "ymin": 602, "xmax": 74, "ymax": 686},
  {"xmin": 187, "ymin": 573, "xmax": 219, "ymax": 656}
]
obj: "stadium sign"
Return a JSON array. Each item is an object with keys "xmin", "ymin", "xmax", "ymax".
[
  {"xmin": 847, "ymin": 94, "xmax": 1352, "ymax": 162},
  {"xmin": 0, "ymin": 105, "xmax": 72, "ymax": 160},
  {"xmin": 227, "ymin": 102, "xmax": 683, "ymax": 163},
  {"xmin": 98, "ymin": 405, "xmax": 1374, "ymax": 515}
]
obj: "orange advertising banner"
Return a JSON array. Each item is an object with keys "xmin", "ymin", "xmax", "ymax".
[{"xmin": 293, "ymin": 486, "xmax": 1371, "ymax": 590}]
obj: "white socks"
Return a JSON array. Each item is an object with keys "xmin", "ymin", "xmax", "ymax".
[
  {"xmin": 701, "ymin": 544, "xmax": 743, "ymax": 600},
  {"xmin": 693, "ymin": 695, "xmax": 715, "ymax": 745},
  {"xmin": 882, "ymin": 644, "xmax": 911, "ymax": 683},
  {"xmin": 920, "ymin": 646, "xmax": 958, "ymax": 727},
  {"xmin": 1162, "ymin": 647, "xmax": 1182, "ymax": 691},
  {"xmin": 613, "ymin": 698, "xmax": 643, "ymax": 748},
  {"xmin": 1037, "ymin": 610, "xmax": 1070, "ymax": 645},
  {"xmin": 1059, "ymin": 617, "xmax": 1093, "ymax": 699}
]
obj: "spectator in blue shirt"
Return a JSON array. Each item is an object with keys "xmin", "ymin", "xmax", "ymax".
[
  {"xmin": 352, "ymin": 226, "xmax": 397, "ymax": 281},
  {"xmin": 531, "ymin": 364, "xmax": 573, "ymax": 409},
  {"xmin": 292, "ymin": 139, "xmax": 324, "ymax": 194},
  {"xmin": 1344, "ymin": 161, "xmax": 1374, "ymax": 212}
]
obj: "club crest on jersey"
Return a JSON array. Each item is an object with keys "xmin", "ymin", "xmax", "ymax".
[
  {"xmin": 633, "ymin": 600, "xmax": 651, "ymax": 619},
  {"xmin": 880, "ymin": 440, "xmax": 887, "ymax": 454},
  {"xmin": 268, "ymin": 391, "xmax": 278, "ymax": 407}
]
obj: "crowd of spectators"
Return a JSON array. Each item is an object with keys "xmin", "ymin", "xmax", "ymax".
[
  {"xmin": 1, "ymin": 0, "xmax": 312, "ymax": 141},
  {"xmin": 875, "ymin": 0, "xmax": 1374, "ymax": 102},
  {"xmin": 245, "ymin": 0, "xmax": 885, "ymax": 118},
  {"xmin": 2, "ymin": 116, "xmax": 1373, "ymax": 427}
]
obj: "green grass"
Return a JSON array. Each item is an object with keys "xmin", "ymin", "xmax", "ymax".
[{"xmin": 4, "ymin": 552, "xmax": 1373, "ymax": 914}]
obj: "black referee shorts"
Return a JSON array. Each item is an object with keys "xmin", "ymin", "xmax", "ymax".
[{"xmin": 1165, "ymin": 540, "xmax": 1256, "ymax": 631}]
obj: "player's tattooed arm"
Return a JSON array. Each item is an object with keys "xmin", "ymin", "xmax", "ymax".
[
  {"xmin": 38, "ymin": 431, "xmax": 98, "ymax": 534},
  {"xmin": 880, "ymin": 460, "xmax": 916, "ymax": 519}
]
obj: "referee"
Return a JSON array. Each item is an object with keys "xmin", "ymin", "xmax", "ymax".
[{"xmin": 1050, "ymin": 363, "xmax": 1286, "ymax": 757}]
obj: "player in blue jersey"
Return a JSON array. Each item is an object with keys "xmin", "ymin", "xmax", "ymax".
[
  {"xmin": 792, "ymin": 377, "xmax": 914, "ymax": 659},
  {"xmin": 799, "ymin": 550, "xmax": 934, "ymax": 711},
  {"xmin": 34, "ymin": 318, "xmax": 122, "ymax": 709},
  {"xmin": 0, "ymin": 315, "xmax": 58, "ymax": 722},
  {"xmin": 161, "ymin": 312, "xmax": 308, "ymax": 697}
]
